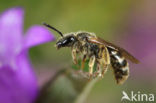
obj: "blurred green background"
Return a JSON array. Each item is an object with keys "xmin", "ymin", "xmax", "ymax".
[{"xmin": 1, "ymin": 0, "xmax": 156, "ymax": 103}]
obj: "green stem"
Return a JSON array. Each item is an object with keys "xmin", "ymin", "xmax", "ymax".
[{"xmin": 74, "ymin": 77, "xmax": 99, "ymax": 103}]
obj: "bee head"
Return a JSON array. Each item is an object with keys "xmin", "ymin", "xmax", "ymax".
[
  {"xmin": 43, "ymin": 23, "xmax": 77, "ymax": 49},
  {"xmin": 56, "ymin": 34, "xmax": 77, "ymax": 49}
]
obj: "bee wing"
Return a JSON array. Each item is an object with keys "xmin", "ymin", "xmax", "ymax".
[{"xmin": 87, "ymin": 37, "xmax": 140, "ymax": 64}]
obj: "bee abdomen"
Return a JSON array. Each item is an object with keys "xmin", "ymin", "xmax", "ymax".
[{"xmin": 108, "ymin": 48, "xmax": 129, "ymax": 84}]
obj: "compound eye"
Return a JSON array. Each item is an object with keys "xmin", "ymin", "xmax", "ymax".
[
  {"xmin": 62, "ymin": 39, "xmax": 67, "ymax": 44},
  {"xmin": 62, "ymin": 36, "xmax": 74, "ymax": 45}
]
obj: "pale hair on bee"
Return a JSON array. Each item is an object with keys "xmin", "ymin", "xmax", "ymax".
[{"xmin": 43, "ymin": 23, "xmax": 140, "ymax": 85}]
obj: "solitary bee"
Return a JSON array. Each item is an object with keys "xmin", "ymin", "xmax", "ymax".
[{"xmin": 43, "ymin": 23, "xmax": 139, "ymax": 84}]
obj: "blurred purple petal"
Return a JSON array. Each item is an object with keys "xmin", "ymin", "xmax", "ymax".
[
  {"xmin": 0, "ymin": 7, "xmax": 55, "ymax": 103},
  {"xmin": 0, "ymin": 8, "xmax": 23, "ymax": 66},
  {"xmin": 24, "ymin": 26, "xmax": 55, "ymax": 49},
  {"xmin": 0, "ymin": 64, "xmax": 37, "ymax": 103},
  {"xmin": 0, "ymin": 66, "xmax": 26, "ymax": 103},
  {"xmin": 15, "ymin": 51, "xmax": 38, "ymax": 103}
]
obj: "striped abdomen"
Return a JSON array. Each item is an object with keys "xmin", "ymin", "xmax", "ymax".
[{"xmin": 107, "ymin": 47, "xmax": 129, "ymax": 84}]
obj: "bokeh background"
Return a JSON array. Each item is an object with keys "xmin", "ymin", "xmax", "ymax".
[{"xmin": 1, "ymin": 0, "xmax": 156, "ymax": 103}]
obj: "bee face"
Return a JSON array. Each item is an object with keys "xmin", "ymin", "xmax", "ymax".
[{"xmin": 56, "ymin": 34, "xmax": 77, "ymax": 49}]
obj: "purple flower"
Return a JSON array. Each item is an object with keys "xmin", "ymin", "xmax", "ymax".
[{"xmin": 0, "ymin": 7, "xmax": 55, "ymax": 103}]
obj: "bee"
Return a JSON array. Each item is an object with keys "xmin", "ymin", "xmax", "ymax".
[{"xmin": 43, "ymin": 23, "xmax": 139, "ymax": 84}]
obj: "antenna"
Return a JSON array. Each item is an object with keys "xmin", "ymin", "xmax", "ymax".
[{"xmin": 43, "ymin": 22, "xmax": 63, "ymax": 37}]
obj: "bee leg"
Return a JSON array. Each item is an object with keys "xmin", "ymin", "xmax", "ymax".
[
  {"xmin": 72, "ymin": 49, "xmax": 78, "ymax": 64},
  {"xmin": 101, "ymin": 63, "xmax": 109, "ymax": 77},
  {"xmin": 88, "ymin": 56, "xmax": 95, "ymax": 77},
  {"xmin": 95, "ymin": 62, "xmax": 102, "ymax": 77},
  {"xmin": 100, "ymin": 46, "xmax": 110, "ymax": 77},
  {"xmin": 81, "ymin": 55, "xmax": 87, "ymax": 69}
]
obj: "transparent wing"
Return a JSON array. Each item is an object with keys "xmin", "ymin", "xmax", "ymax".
[{"xmin": 87, "ymin": 37, "xmax": 140, "ymax": 64}]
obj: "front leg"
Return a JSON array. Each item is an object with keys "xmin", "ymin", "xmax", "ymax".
[
  {"xmin": 72, "ymin": 49, "xmax": 78, "ymax": 64},
  {"xmin": 88, "ymin": 56, "xmax": 95, "ymax": 76}
]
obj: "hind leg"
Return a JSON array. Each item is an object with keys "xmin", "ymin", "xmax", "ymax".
[
  {"xmin": 96, "ymin": 62, "xmax": 102, "ymax": 77},
  {"xmin": 100, "ymin": 46, "xmax": 110, "ymax": 77},
  {"xmin": 95, "ymin": 60, "xmax": 109, "ymax": 77},
  {"xmin": 101, "ymin": 62, "xmax": 109, "ymax": 77}
]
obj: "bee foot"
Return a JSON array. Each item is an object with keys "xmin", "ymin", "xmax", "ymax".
[
  {"xmin": 87, "ymin": 73, "xmax": 93, "ymax": 79},
  {"xmin": 73, "ymin": 60, "xmax": 77, "ymax": 64},
  {"xmin": 98, "ymin": 73, "xmax": 102, "ymax": 77}
]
